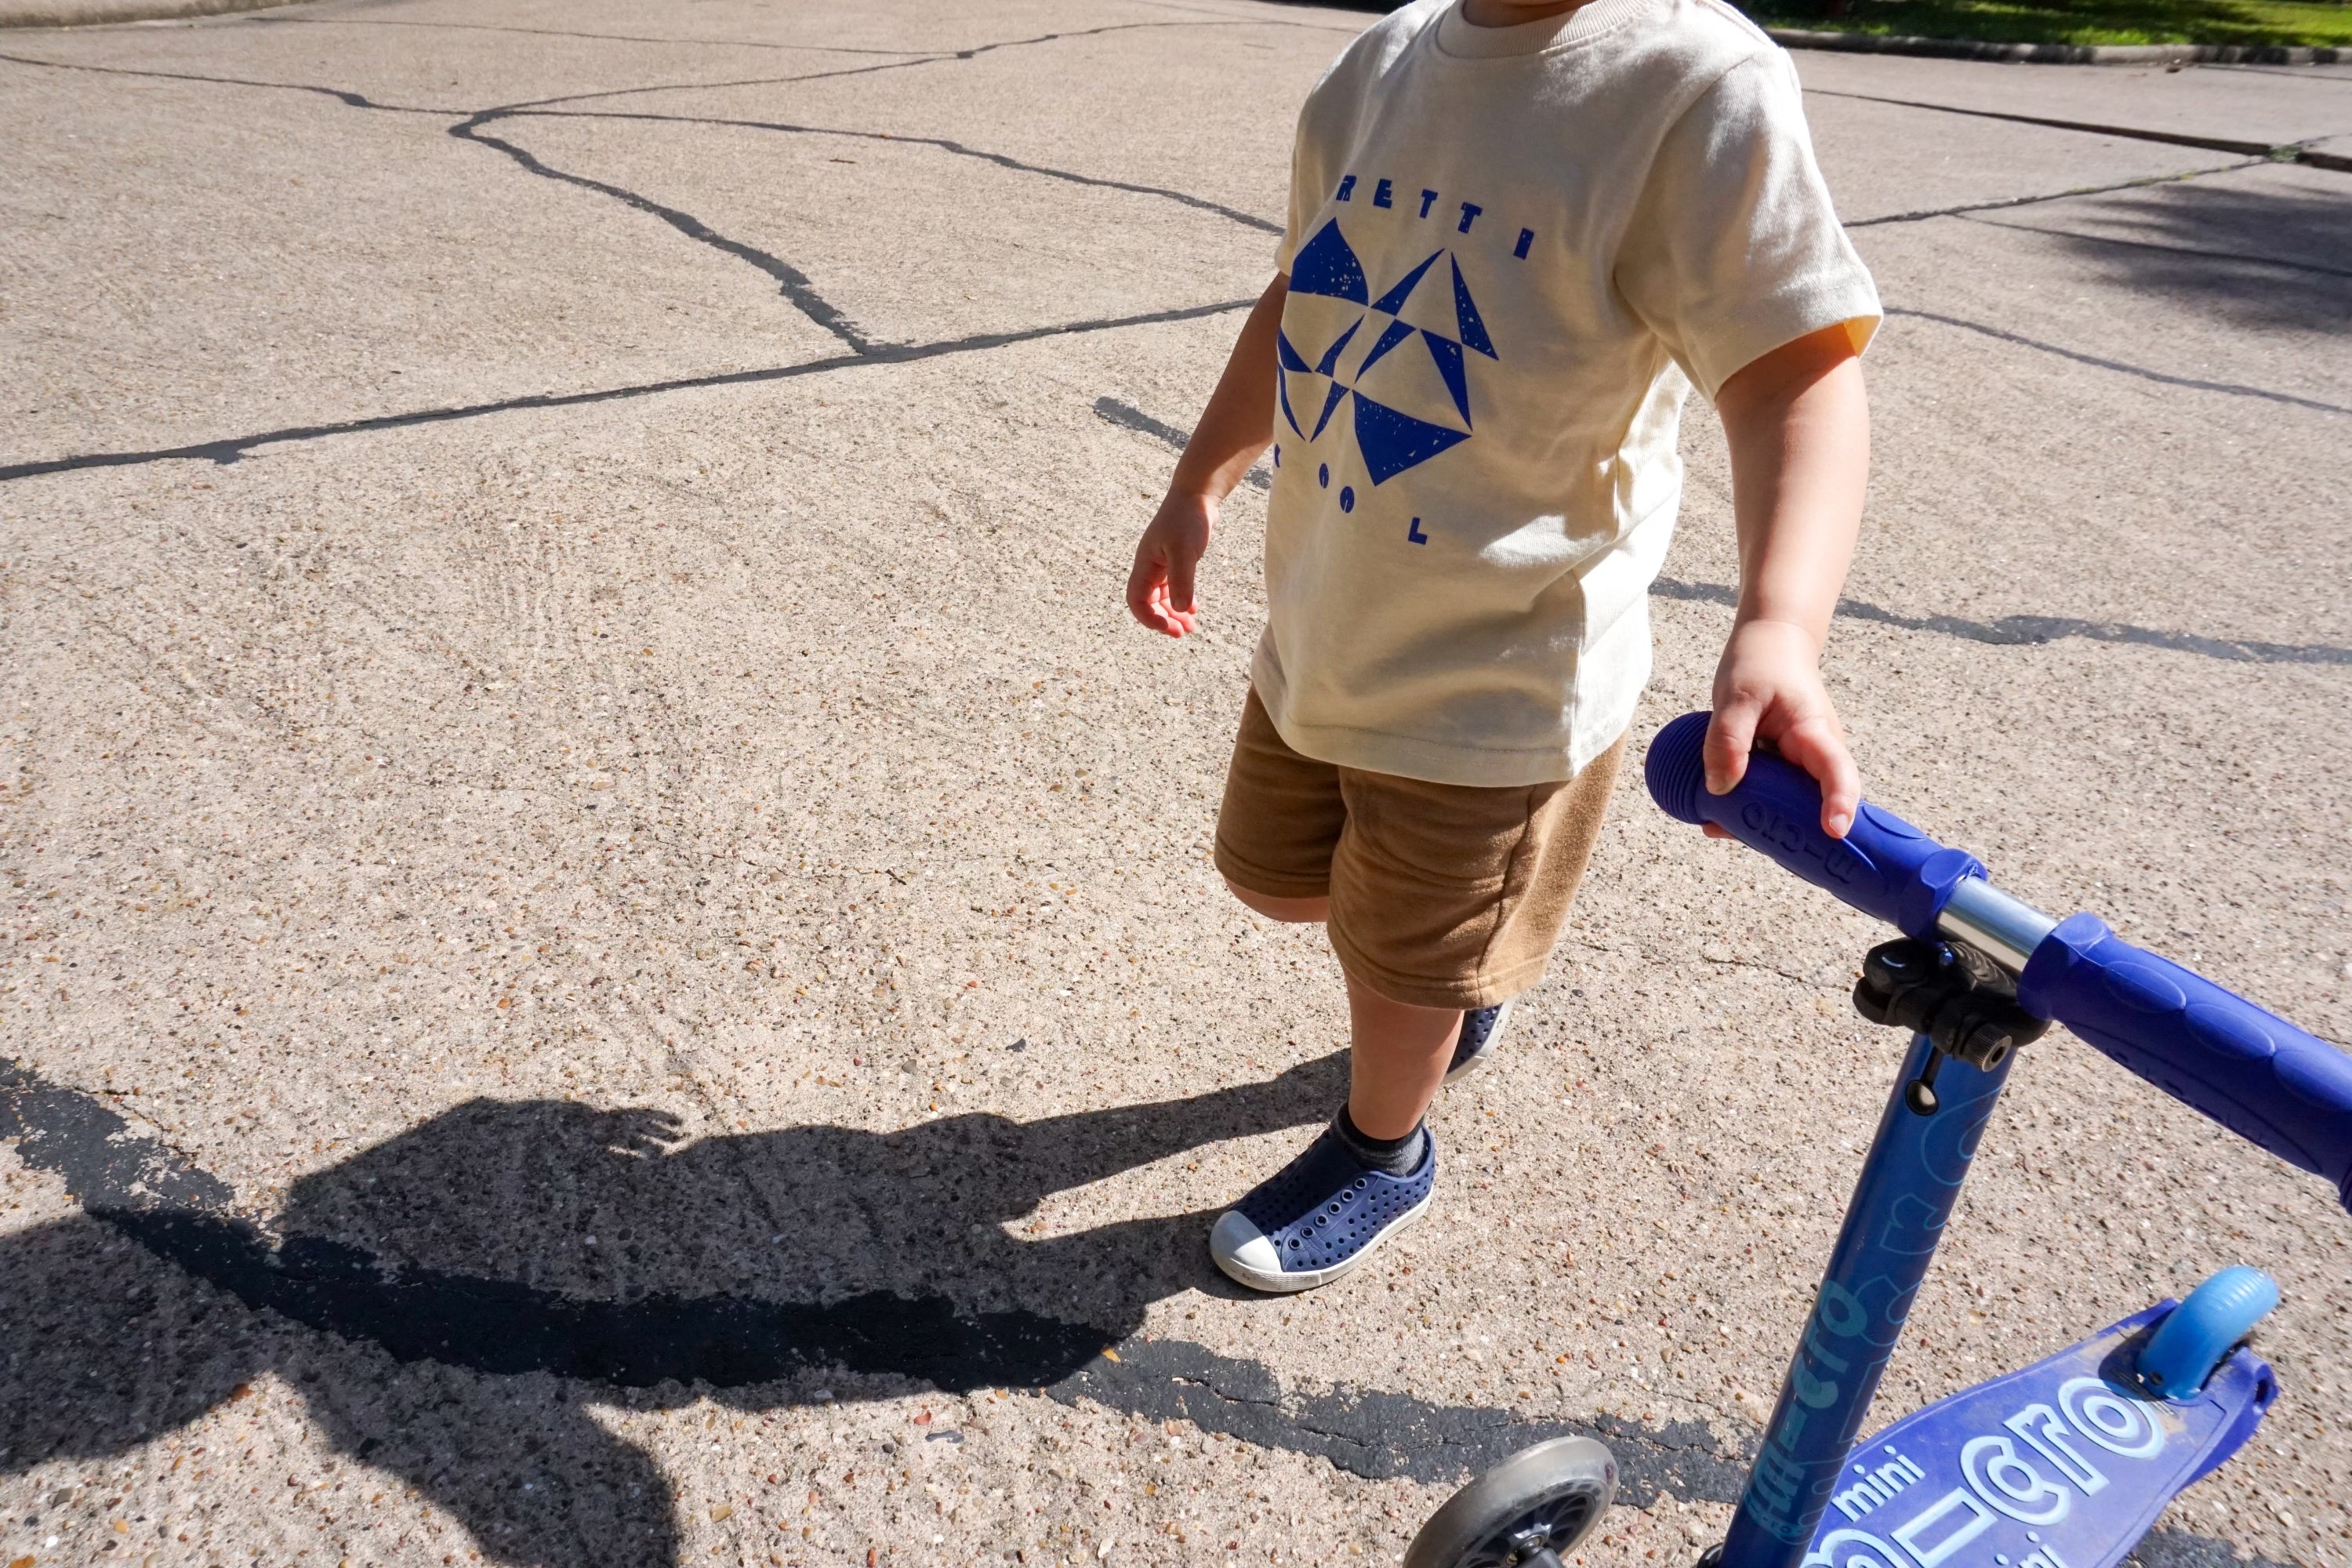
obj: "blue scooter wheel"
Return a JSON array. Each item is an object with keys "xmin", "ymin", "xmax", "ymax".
[
  {"xmin": 1404, "ymin": 1437, "xmax": 1616, "ymax": 1568},
  {"xmin": 2136, "ymin": 1265, "xmax": 2281, "ymax": 1399}
]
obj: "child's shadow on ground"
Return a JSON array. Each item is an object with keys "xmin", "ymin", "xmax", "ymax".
[{"xmin": 0, "ymin": 1051, "xmax": 1345, "ymax": 1568}]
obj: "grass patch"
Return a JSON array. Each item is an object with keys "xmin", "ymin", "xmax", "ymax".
[{"xmin": 1738, "ymin": 0, "xmax": 2352, "ymax": 46}]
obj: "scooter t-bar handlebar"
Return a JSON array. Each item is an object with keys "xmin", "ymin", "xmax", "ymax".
[{"xmin": 1646, "ymin": 710, "xmax": 2352, "ymax": 1213}]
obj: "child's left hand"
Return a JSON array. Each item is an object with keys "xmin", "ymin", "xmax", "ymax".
[{"xmin": 1702, "ymin": 617, "xmax": 1860, "ymax": 839}]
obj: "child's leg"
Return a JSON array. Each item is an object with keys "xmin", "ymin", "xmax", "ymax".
[
  {"xmin": 1344, "ymin": 976, "xmax": 1461, "ymax": 1139},
  {"xmin": 1224, "ymin": 878, "xmax": 1462, "ymax": 1137},
  {"xmin": 1223, "ymin": 884, "xmax": 1458, "ymax": 1128},
  {"xmin": 1208, "ymin": 730, "xmax": 1627, "ymax": 1294}
]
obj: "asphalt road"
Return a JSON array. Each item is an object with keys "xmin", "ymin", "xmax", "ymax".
[{"xmin": 2, "ymin": 3, "xmax": 2349, "ymax": 1566}]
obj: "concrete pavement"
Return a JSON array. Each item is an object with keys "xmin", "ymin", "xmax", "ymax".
[{"xmin": 2, "ymin": 3, "xmax": 2348, "ymax": 1566}]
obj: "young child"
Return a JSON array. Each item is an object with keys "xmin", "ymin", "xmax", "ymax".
[{"xmin": 1127, "ymin": 0, "xmax": 1875, "ymax": 1293}]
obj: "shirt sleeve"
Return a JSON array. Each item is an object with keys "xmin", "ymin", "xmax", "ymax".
[
  {"xmin": 1614, "ymin": 49, "xmax": 1881, "ymax": 401},
  {"xmin": 1274, "ymin": 96, "xmax": 1325, "ymax": 277}
]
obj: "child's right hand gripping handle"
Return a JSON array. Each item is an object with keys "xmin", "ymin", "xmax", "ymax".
[
  {"xmin": 2019, "ymin": 916, "xmax": 2352, "ymax": 1214},
  {"xmin": 1643, "ymin": 710, "xmax": 1985, "ymax": 942}
]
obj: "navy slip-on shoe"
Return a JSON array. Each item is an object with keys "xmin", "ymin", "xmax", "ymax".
[
  {"xmin": 1209, "ymin": 1123, "xmax": 1437, "ymax": 1294},
  {"xmin": 1444, "ymin": 998, "xmax": 1515, "ymax": 1085}
]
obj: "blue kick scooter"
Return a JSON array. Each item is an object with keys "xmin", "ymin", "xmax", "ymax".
[{"xmin": 1406, "ymin": 710, "xmax": 2352, "ymax": 1568}]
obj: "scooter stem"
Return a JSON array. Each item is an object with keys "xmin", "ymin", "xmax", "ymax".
[{"xmin": 1715, "ymin": 1031, "xmax": 2013, "ymax": 1568}]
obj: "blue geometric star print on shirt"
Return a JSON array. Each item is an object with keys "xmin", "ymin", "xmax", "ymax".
[{"xmin": 1276, "ymin": 216, "xmax": 1499, "ymax": 485}]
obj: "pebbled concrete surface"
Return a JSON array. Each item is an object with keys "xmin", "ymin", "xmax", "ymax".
[{"xmin": 1, "ymin": 4, "xmax": 2348, "ymax": 1567}]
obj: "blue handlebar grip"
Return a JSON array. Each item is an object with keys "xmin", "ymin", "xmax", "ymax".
[
  {"xmin": 2020, "ymin": 913, "xmax": 2352, "ymax": 1214},
  {"xmin": 1644, "ymin": 711, "xmax": 1985, "ymax": 940}
]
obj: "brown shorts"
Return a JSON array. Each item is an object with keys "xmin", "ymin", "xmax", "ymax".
[{"xmin": 1212, "ymin": 689, "xmax": 1624, "ymax": 1011}]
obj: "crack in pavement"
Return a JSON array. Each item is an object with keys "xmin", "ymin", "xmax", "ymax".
[
  {"xmin": 1885, "ymin": 304, "xmax": 2352, "ymax": 417},
  {"xmin": 2, "ymin": 37, "xmax": 894, "ymax": 357},
  {"xmin": 0, "ymin": 1055, "xmax": 1737, "ymax": 1499},
  {"xmin": 20, "ymin": 36, "xmax": 2334, "ymax": 659},
  {"xmin": 1116, "ymin": 0, "xmax": 1370, "ymax": 33},
  {"xmin": 0, "ymin": 46, "xmax": 461, "ymax": 111},
  {"xmin": 240, "ymin": 5, "xmax": 1374, "ymax": 50},
  {"xmin": 245, "ymin": 15, "xmax": 938, "ymax": 56},
  {"xmin": 2201, "ymin": 62, "xmax": 2352, "ymax": 82},
  {"xmin": 1093, "ymin": 398, "xmax": 2352, "ymax": 666},
  {"xmin": 0, "ymin": 299, "xmax": 1257, "ymax": 483},
  {"xmin": 445, "ymin": 111, "xmax": 879, "ymax": 353},
  {"xmin": 3, "ymin": 23, "xmax": 1284, "ymax": 361},
  {"xmin": 1804, "ymin": 85, "xmax": 2352, "ymax": 174},
  {"xmin": 35, "ymin": 31, "xmax": 2314, "ymax": 456},
  {"xmin": 491, "ymin": 20, "xmax": 1283, "ymax": 117},
  {"xmin": 512, "ymin": 106, "xmax": 1286, "ymax": 234},
  {"xmin": 483, "ymin": 52, "xmax": 999, "ymax": 116},
  {"xmin": 1845, "ymin": 157, "xmax": 2274, "ymax": 228}
]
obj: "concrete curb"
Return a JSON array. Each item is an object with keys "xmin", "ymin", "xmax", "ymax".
[
  {"xmin": 0, "ymin": 0, "xmax": 300, "ymax": 28},
  {"xmin": 1768, "ymin": 27, "xmax": 2347, "ymax": 67}
]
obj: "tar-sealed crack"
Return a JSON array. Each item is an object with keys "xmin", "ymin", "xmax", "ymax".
[
  {"xmin": 0, "ymin": 298, "xmax": 1254, "ymax": 483},
  {"xmin": 0, "ymin": 48, "xmax": 459, "ymax": 112},
  {"xmin": 448, "ymin": 110, "xmax": 880, "ymax": 353},
  {"xmin": 1804, "ymin": 85, "xmax": 2352, "ymax": 173},
  {"xmin": 0, "ymin": 25, "xmax": 1284, "ymax": 390},
  {"xmin": 1843, "ymin": 158, "xmax": 2274, "ymax": 229},
  {"xmin": 481, "ymin": 20, "xmax": 1300, "ymax": 119},
  {"xmin": 515, "ymin": 106, "xmax": 1285, "ymax": 234},
  {"xmin": 247, "ymin": 14, "xmax": 940, "ymax": 57},
  {"xmin": 10, "ymin": 31, "xmax": 2328, "ymax": 492}
]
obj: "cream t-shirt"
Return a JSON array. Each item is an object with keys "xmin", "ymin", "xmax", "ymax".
[{"xmin": 1252, "ymin": 0, "xmax": 1879, "ymax": 786}]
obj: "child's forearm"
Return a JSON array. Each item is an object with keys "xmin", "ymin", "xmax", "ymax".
[
  {"xmin": 1703, "ymin": 322, "xmax": 1870, "ymax": 832},
  {"xmin": 1715, "ymin": 324, "xmax": 1870, "ymax": 647},
  {"xmin": 1125, "ymin": 274, "xmax": 1290, "ymax": 637},
  {"xmin": 1169, "ymin": 273, "xmax": 1289, "ymax": 503}
]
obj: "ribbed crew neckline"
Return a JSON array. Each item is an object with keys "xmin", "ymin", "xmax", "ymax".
[{"xmin": 1432, "ymin": 0, "xmax": 1653, "ymax": 56}]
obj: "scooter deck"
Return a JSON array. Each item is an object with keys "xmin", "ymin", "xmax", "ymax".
[{"xmin": 1797, "ymin": 1302, "xmax": 2277, "ymax": 1568}]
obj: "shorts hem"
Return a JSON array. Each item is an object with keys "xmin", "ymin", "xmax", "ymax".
[
  {"xmin": 1329, "ymin": 929, "xmax": 1550, "ymax": 1012},
  {"xmin": 1213, "ymin": 841, "xmax": 1332, "ymax": 903}
]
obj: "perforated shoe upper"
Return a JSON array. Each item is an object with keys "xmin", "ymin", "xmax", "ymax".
[{"xmin": 1229, "ymin": 1123, "xmax": 1437, "ymax": 1279}]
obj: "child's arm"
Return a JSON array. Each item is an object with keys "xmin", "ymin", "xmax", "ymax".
[
  {"xmin": 1124, "ymin": 273, "xmax": 1290, "ymax": 638},
  {"xmin": 1704, "ymin": 322, "xmax": 1871, "ymax": 837}
]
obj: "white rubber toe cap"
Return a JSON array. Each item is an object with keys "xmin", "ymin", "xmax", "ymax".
[{"xmin": 1209, "ymin": 1210, "xmax": 1298, "ymax": 1293}]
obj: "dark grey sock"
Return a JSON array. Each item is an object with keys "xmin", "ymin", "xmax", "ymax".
[{"xmin": 1334, "ymin": 1105, "xmax": 1426, "ymax": 1178}]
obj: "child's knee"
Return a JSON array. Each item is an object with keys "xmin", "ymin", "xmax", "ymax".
[{"xmin": 1225, "ymin": 878, "xmax": 1328, "ymax": 924}]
